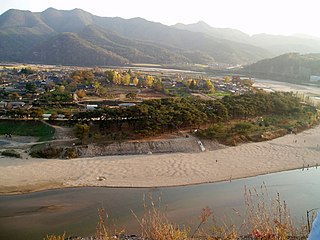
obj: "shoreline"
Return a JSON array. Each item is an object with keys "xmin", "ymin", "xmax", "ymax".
[
  {"xmin": 1, "ymin": 165, "xmax": 316, "ymax": 196},
  {"xmin": 1, "ymin": 125, "xmax": 320, "ymax": 195}
]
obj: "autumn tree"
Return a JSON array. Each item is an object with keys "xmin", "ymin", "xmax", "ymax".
[
  {"xmin": 122, "ymin": 73, "xmax": 131, "ymax": 85},
  {"xmin": 144, "ymin": 75, "xmax": 154, "ymax": 87},
  {"xmin": 204, "ymin": 79, "xmax": 214, "ymax": 92},
  {"xmin": 93, "ymin": 81, "xmax": 101, "ymax": 95},
  {"xmin": 76, "ymin": 89, "xmax": 86, "ymax": 99},
  {"xmin": 223, "ymin": 76, "xmax": 231, "ymax": 83},
  {"xmin": 112, "ymin": 71, "xmax": 122, "ymax": 85},
  {"xmin": 189, "ymin": 79, "xmax": 197, "ymax": 90},
  {"xmin": 133, "ymin": 77, "xmax": 139, "ymax": 86}
]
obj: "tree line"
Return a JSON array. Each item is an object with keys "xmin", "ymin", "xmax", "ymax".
[{"xmin": 71, "ymin": 91, "xmax": 317, "ymax": 136}]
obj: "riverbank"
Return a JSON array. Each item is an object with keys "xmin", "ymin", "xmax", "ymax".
[{"xmin": 1, "ymin": 125, "xmax": 320, "ymax": 195}]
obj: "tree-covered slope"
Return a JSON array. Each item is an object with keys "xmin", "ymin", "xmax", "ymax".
[
  {"xmin": 28, "ymin": 32, "xmax": 129, "ymax": 66},
  {"xmin": 245, "ymin": 53, "xmax": 320, "ymax": 83}
]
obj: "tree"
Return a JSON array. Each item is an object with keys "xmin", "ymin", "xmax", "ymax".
[
  {"xmin": 113, "ymin": 72, "xmax": 122, "ymax": 85},
  {"xmin": 153, "ymin": 78, "xmax": 163, "ymax": 91},
  {"xmin": 223, "ymin": 76, "xmax": 231, "ymax": 83},
  {"xmin": 126, "ymin": 92, "xmax": 137, "ymax": 99},
  {"xmin": 20, "ymin": 67, "xmax": 34, "ymax": 75},
  {"xmin": 189, "ymin": 79, "xmax": 197, "ymax": 90},
  {"xmin": 76, "ymin": 89, "xmax": 86, "ymax": 99},
  {"xmin": 122, "ymin": 73, "xmax": 131, "ymax": 85},
  {"xmin": 105, "ymin": 70, "xmax": 116, "ymax": 83},
  {"xmin": 144, "ymin": 75, "xmax": 154, "ymax": 87},
  {"xmin": 25, "ymin": 82, "xmax": 36, "ymax": 93},
  {"xmin": 30, "ymin": 108, "xmax": 44, "ymax": 120},
  {"xmin": 93, "ymin": 81, "xmax": 101, "ymax": 95},
  {"xmin": 49, "ymin": 112, "xmax": 58, "ymax": 121},
  {"xmin": 204, "ymin": 79, "xmax": 214, "ymax": 92},
  {"xmin": 57, "ymin": 85, "xmax": 65, "ymax": 92},
  {"xmin": 133, "ymin": 77, "xmax": 139, "ymax": 86},
  {"xmin": 75, "ymin": 123, "xmax": 90, "ymax": 143}
]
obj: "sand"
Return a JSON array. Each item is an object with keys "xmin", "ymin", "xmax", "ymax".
[{"xmin": 1, "ymin": 124, "xmax": 320, "ymax": 195}]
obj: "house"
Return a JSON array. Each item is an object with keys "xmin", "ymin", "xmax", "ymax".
[
  {"xmin": 118, "ymin": 103, "xmax": 136, "ymax": 107},
  {"xmin": 86, "ymin": 104, "xmax": 98, "ymax": 110},
  {"xmin": 7, "ymin": 101, "xmax": 25, "ymax": 109}
]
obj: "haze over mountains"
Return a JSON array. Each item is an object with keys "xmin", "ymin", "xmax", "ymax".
[
  {"xmin": 0, "ymin": 8, "xmax": 320, "ymax": 67},
  {"xmin": 173, "ymin": 21, "xmax": 320, "ymax": 56}
]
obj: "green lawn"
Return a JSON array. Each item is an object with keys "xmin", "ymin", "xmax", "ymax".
[{"xmin": 0, "ymin": 120, "xmax": 55, "ymax": 141}]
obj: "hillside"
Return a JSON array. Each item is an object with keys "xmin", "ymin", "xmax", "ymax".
[
  {"xmin": 244, "ymin": 53, "xmax": 320, "ymax": 83},
  {"xmin": 173, "ymin": 21, "xmax": 320, "ymax": 56},
  {"xmin": 28, "ymin": 32, "xmax": 129, "ymax": 66},
  {"xmin": 78, "ymin": 25, "xmax": 191, "ymax": 64},
  {"xmin": 0, "ymin": 8, "xmax": 271, "ymax": 66}
]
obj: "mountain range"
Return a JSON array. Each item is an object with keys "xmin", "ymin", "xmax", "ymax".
[
  {"xmin": 173, "ymin": 21, "xmax": 320, "ymax": 56},
  {"xmin": 0, "ymin": 8, "xmax": 320, "ymax": 67}
]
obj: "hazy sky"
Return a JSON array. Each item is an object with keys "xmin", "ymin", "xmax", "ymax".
[{"xmin": 1, "ymin": 0, "xmax": 320, "ymax": 37}]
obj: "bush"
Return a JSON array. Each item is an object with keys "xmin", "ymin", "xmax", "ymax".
[
  {"xmin": 231, "ymin": 122, "xmax": 254, "ymax": 134},
  {"xmin": 30, "ymin": 145, "xmax": 63, "ymax": 158},
  {"xmin": 63, "ymin": 148, "xmax": 78, "ymax": 159},
  {"xmin": 1, "ymin": 149, "xmax": 21, "ymax": 158},
  {"xmin": 196, "ymin": 123, "xmax": 227, "ymax": 140}
]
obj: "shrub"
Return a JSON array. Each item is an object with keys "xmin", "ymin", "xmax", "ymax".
[
  {"xmin": 1, "ymin": 149, "xmax": 21, "ymax": 158},
  {"xmin": 231, "ymin": 122, "xmax": 254, "ymax": 134},
  {"xmin": 30, "ymin": 145, "xmax": 63, "ymax": 158},
  {"xmin": 63, "ymin": 148, "xmax": 78, "ymax": 159}
]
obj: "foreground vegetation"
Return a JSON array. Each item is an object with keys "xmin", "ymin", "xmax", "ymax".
[{"xmin": 45, "ymin": 188, "xmax": 310, "ymax": 240}]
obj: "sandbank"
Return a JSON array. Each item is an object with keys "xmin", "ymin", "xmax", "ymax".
[{"xmin": 1, "ymin": 125, "xmax": 320, "ymax": 195}]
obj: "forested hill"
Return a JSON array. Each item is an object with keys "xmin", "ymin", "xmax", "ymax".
[
  {"xmin": 244, "ymin": 53, "xmax": 320, "ymax": 83},
  {"xmin": 0, "ymin": 8, "xmax": 271, "ymax": 66}
]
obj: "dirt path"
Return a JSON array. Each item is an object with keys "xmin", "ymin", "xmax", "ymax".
[{"xmin": 40, "ymin": 121, "xmax": 74, "ymax": 140}]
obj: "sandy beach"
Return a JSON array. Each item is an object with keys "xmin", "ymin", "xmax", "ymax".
[{"xmin": 1, "ymin": 124, "xmax": 320, "ymax": 195}]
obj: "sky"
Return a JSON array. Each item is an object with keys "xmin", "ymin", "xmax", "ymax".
[{"xmin": 1, "ymin": 0, "xmax": 320, "ymax": 37}]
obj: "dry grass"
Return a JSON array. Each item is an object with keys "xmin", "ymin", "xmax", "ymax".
[
  {"xmin": 43, "ymin": 233, "xmax": 65, "ymax": 240},
  {"xmin": 44, "ymin": 187, "xmax": 309, "ymax": 240},
  {"xmin": 242, "ymin": 184, "xmax": 307, "ymax": 240},
  {"xmin": 132, "ymin": 194, "xmax": 190, "ymax": 240},
  {"xmin": 95, "ymin": 208, "xmax": 111, "ymax": 240}
]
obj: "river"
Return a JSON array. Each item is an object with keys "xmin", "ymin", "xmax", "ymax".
[
  {"xmin": 253, "ymin": 78, "xmax": 320, "ymax": 103},
  {"xmin": 0, "ymin": 167, "xmax": 319, "ymax": 239}
]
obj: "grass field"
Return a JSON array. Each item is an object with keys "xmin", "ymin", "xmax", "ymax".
[{"xmin": 0, "ymin": 120, "xmax": 55, "ymax": 141}]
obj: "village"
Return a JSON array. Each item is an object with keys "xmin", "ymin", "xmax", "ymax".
[{"xmin": 0, "ymin": 64, "xmax": 255, "ymax": 119}]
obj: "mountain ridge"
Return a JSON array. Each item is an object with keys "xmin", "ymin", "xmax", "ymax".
[
  {"xmin": 173, "ymin": 21, "xmax": 320, "ymax": 56},
  {"xmin": 0, "ymin": 8, "xmax": 318, "ymax": 67}
]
